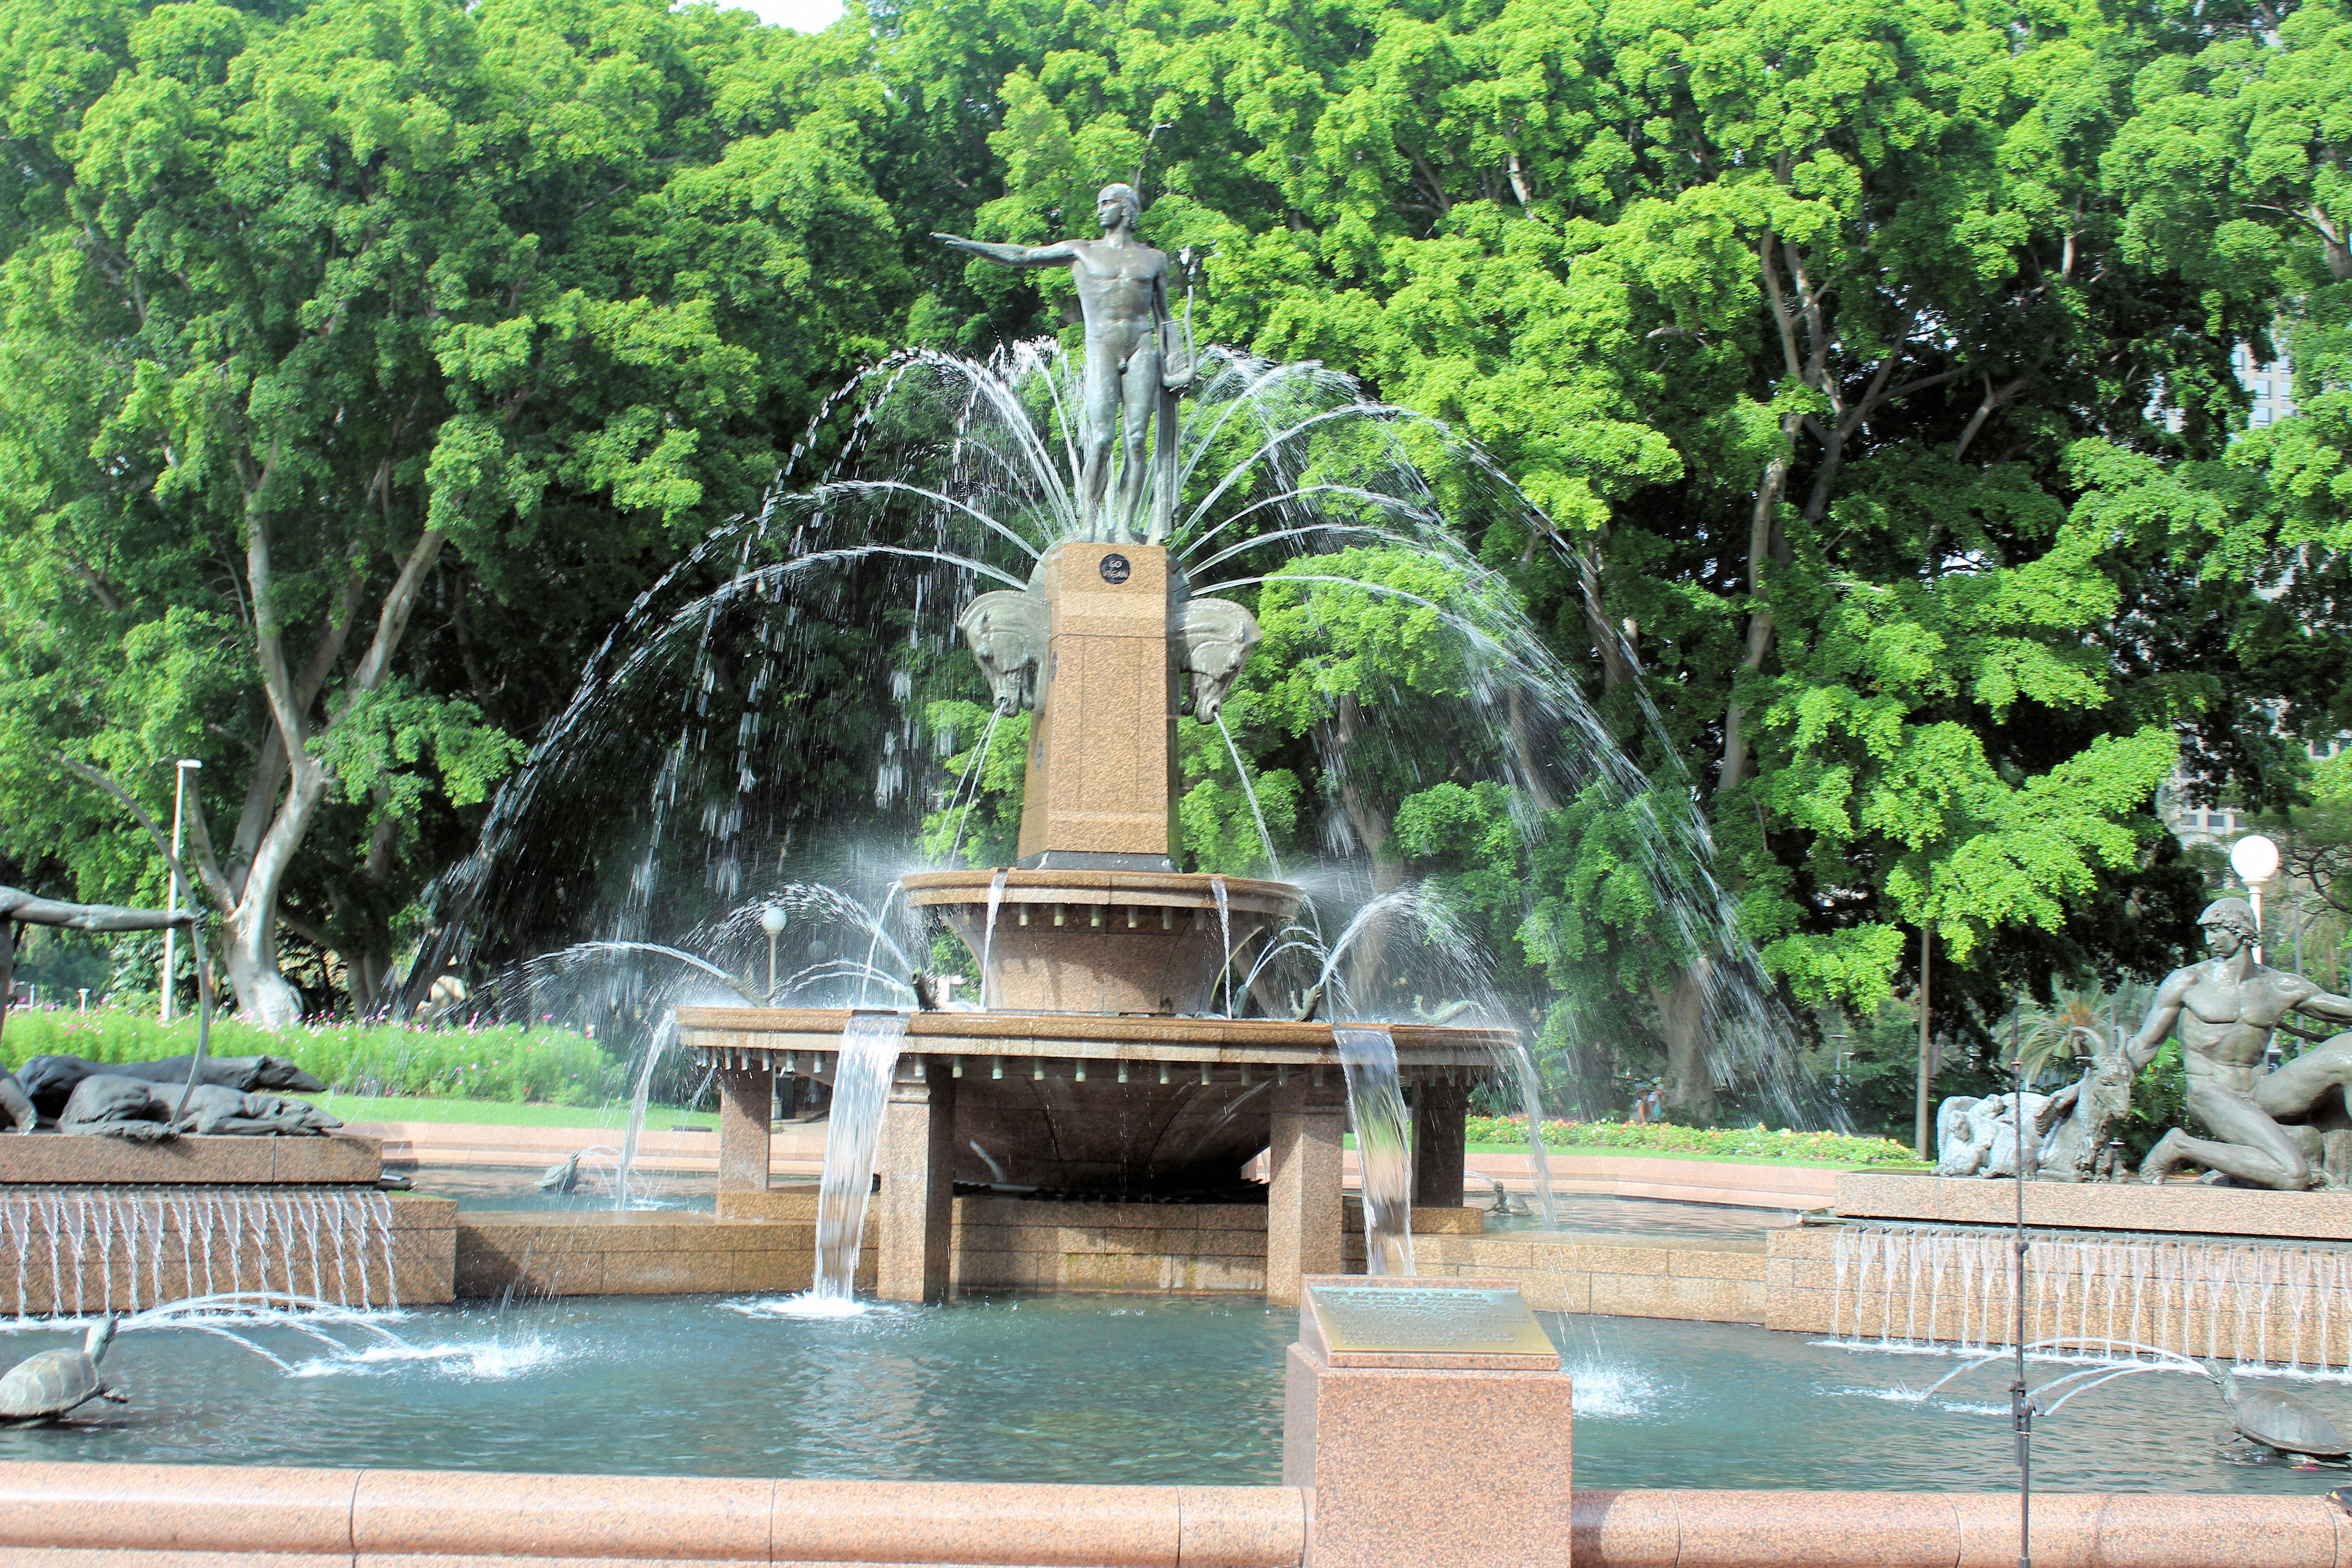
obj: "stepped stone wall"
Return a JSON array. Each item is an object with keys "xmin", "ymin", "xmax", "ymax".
[
  {"xmin": 1767, "ymin": 1220, "xmax": 2352, "ymax": 1368},
  {"xmin": 455, "ymin": 1208, "xmax": 867, "ymax": 1299},
  {"xmin": 0, "ymin": 1190, "xmax": 453, "ymax": 1316}
]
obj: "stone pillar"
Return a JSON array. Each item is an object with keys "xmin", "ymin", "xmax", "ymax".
[
  {"xmin": 1017, "ymin": 542, "xmax": 1182, "ymax": 870},
  {"xmin": 1283, "ymin": 1276, "xmax": 1573, "ymax": 1568},
  {"xmin": 1266, "ymin": 1073, "xmax": 1346, "ymax": 1306},
  {"xmin": 874, "ymin": 1057, "xmax": 958, "ymax": 1303},
  {"xmin": 715, "ymin": 1067, "xmax": 772, "ymax": 1193},
  {"xmin": 1412, "ymin": 1076, "xmax": 1470, "ymax": 1209}
]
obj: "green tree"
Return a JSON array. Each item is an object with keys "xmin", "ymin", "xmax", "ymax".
[
  {"xmin": 891, "ymin": 0, "xmax": 2330, "ymax": 1109},
  {"xmin": 0, "ymin": 0, "xmax": 907, "ymax": 1019}
]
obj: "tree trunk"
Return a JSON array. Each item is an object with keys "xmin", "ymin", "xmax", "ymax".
[
  {"xmin": 1718, "ymin": 433, "xmax": 1792, "ymax": 801},
  {"xmin": 220, "ymin": 906, "xmax": 305, "ymax": 1028},
  {"xmin": 188, "ymin": 507, "xmax": 447, "ymax": 1026},
  {"xmin": 1576, "ymin": 539, "xmax": 1636, "ymax": 696},
  {"xmin": 1652, "ymin": 958, "xmax": 1715, "ymax": 1119}
]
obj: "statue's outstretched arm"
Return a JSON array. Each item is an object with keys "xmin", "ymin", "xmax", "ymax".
[
  {"xmin": 0, "ymin": 887, "xmax": 192, "ymax": 933},
  {"xmin": 933, "ymin": 234, "xmax": 1078, "ymax": 269},
  {"xmin": 2291, "ymin": 982, "xmax": 2352, "ymax": 1026}
]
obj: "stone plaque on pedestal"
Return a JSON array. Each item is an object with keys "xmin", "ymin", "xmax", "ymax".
[
  {"xmin": 1284, "ymin": 1276, "xmax": 1571, "ymax": 1567},
  {"xmin": 1306, "ymin": 1282, "xmax": 1561, "ymax": 1367}
]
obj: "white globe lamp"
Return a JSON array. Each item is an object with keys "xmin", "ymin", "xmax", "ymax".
[
  {"xmin": 2230, "ymin": 833, "xmax": 2281, "ymax": 963},
  {"xmin": 2230, "ymin": 834, "xmax": 2280, "ymax": 886},
  {"xmin": 759, "ymin": 905, "xmax": 788, "ymax": 1000}
]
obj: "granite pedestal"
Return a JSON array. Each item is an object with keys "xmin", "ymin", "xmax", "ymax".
[{"xmin": 1284, "ymin": 1275, "xmax": 1573, "ymax": 1568}]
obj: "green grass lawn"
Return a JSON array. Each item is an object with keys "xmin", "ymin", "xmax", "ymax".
[
  {"xmin": 1463, "ymin": 1140, "xmax": 1917, "ymax": 1169},
  {"xmin": 1339, "ymin": 1133, "xmax": 1916, "ymax": 1169},
  {"xmin": 317, "ymin": 1094, "xmax": 716, "ymax": 1130}
]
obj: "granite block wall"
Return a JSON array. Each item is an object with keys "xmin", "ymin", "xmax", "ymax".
[
  {"xmin": 0, "ymin": 1189, "xmax": 452, "ymax": 1316},
  {"xmin": 1395, "ymin": 1232, "xmax": 1769, "ymax": 1322},
  {"xmin": 453, "ymin": 1212, "xmax": 872, "ymax": 1299},
  {"xmin": 950, "ymin": 1198, "xmax": 1273, "ymax": 1293}
]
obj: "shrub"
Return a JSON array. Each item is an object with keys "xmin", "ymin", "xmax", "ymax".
[
  {"xmin": 1464, "ymin": 1113, "xmax": 1917, "ymax": 1165},
  {"xmin": 0, "ymin": 1009, "xmax": 626, "ymax": 1106}
]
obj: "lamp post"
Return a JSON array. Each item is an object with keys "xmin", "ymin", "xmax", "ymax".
[
  {"xmin": 1916, "ymin": 923, "xmax": 1934, "ymax": 1164},
  {"xmin": 2230, "ymin": 833, "xmax": 2281, "ymax": 965},
  {"xmin": 760, "ymin": 905, "xmax": 787, "ymax": 1002},
  {"xmin": 160, "ymin": 759, "xmax": 202, "ymax": 1022}
]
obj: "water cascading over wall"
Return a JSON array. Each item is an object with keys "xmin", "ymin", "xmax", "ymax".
[
  {"xmin": 0, "ymin": 1188, "xmax": 450, "ymax": 1318},
  {"xmin": 1803, "ymin": 1220, "xmax": 2352, "ymax": 1370}
]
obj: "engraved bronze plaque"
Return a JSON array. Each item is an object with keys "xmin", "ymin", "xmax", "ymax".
[{"xmin": 1308, "ymin": 1285, "xmax": 1558, "ymax": 1357}]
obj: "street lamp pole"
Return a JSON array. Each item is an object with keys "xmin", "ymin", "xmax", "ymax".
[
  {"xmin": 1916, "ymin": 923, "xmax": 1934, "ymax": 1164},
  {"xmin": 160, "ymin": 759, "xmax": 202, "ymax": 1022}
]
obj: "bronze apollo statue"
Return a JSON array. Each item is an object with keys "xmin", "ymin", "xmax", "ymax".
[{"xmin": 935, "ymin": 182, "xmax": 1195, "ymax": 544}]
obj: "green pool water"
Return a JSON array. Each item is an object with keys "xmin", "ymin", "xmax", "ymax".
[{"xmin": 0, "ymin": 1293, "xmax": 2337, "ymax": 1494}]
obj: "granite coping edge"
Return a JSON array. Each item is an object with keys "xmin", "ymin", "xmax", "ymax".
[
  {"xmin": 0, "ymin": 1465, "xmax": 2335, "ymax": 1568},
  {"xmin": 0, "ymin": 1462, "xmax": 1310, "ymax": 1565},
  {"xmin": 1832, "ymin": 1171, "xmax": 2352, "ymax": 1241}
]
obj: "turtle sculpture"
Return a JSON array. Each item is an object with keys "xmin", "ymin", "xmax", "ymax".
[
  {"xmin": 2206, "ymin": 1360, "xmax": 2352, "ymax": 1460},
  {"xmin": 538, "ymin": 1151, "xmax": 584, "ymax": 1193},
  {"xmin": 0, "ymin": 1317, "xmax": 126, "ymax": 1425}
]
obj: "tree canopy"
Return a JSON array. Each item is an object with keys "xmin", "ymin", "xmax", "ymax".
[{"xmin": 2, "ymin": 0, "xmax": 2346, "ymax": 1131}]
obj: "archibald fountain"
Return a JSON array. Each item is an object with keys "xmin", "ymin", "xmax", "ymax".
[
  {"xmin": 676, "ymin": 186, "xmax": 1516, "ymax": 1305},
  {"xmin": 2, "ymin": 184, "xmax": 2350, "ymax": 1568}
]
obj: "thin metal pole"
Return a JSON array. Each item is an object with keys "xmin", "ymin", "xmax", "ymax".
[
  {"xmin": 162, "ymin": 762, "xmax": 193, "ymax": 1022},
  {"xmin": 2009, "ymin": 996, "xmax": 2034, "ymax": 1568},
  {"xmin": 1916, "ymin": 925, "xmax": 1934, "ymax": 1160}
]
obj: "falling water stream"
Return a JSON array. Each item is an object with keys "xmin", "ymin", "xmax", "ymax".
[
  {"xmin": 1333, "ymin": 1027, "xmax": 1415, "ymax": 1276},
  {"xmin": 1503, "ymin": 1039, "xmax": 1561, "ymax": 1229},
  {"xmin": 1210, "ymin": 876, "xmax": 1233, "ymax": 1018},
  {"xmin": 612, "ymin": 1016, "xmax": 677, "ymax": 1210},
  {"xmin": 810, "ymin": 1013, "xmax": 913, "ymax": 1304},
  {"xmin": 1214, "ymin": 715, "xmax": 1282, "ymax": 877},
  {"xmin": 979, "ymin": 868, "xmax": 1009, "ymax": 1010}
]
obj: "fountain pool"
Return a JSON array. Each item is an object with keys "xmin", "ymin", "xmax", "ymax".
[
  {"xmin": 407, "ymin": 1166, "xmax": 723, "ymax": 1213},
  {"xmin": 404, "ymin": 1166, "xmax": 1790, "ymax": 1235},
  {"xmin": 0, "ymin": 1296, "xmax": 2336, "ymax": 1494}
]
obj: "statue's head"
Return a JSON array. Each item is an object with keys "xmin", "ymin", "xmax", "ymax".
[
  {"xmin": 1095, "ymin": 183, "xmax": 1143, "ymax": 230},
  {"xmin": 2199, "ymin": 896, "xmax": 2260, "ymax": 952}
]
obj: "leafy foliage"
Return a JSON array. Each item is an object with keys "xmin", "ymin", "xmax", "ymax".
[
  {"xmin": 1, "ymin": 1008, "xmax": 622, "ymax": 1104},
  {"xmin": 2, "ymin": 0, "xmax": 2346, "ymax": 1131},
  {"xmin": 1464, "ymin": 1112, "xmax": 1917, "ymax": 1165}
]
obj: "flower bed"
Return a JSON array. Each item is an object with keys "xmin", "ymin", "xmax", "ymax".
[{"xmin": 1463, "ymin": 1113, "xmax": 1916, "ymax": 1165}]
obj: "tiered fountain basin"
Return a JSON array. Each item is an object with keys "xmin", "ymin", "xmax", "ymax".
[
  {"xmin": 676, "ymin": 1005, "xmax": 1513, "ymax": 1303},
  {"xmin": 900, "ymin": 868, "xmax": 1298, "ymax": 1014}
]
